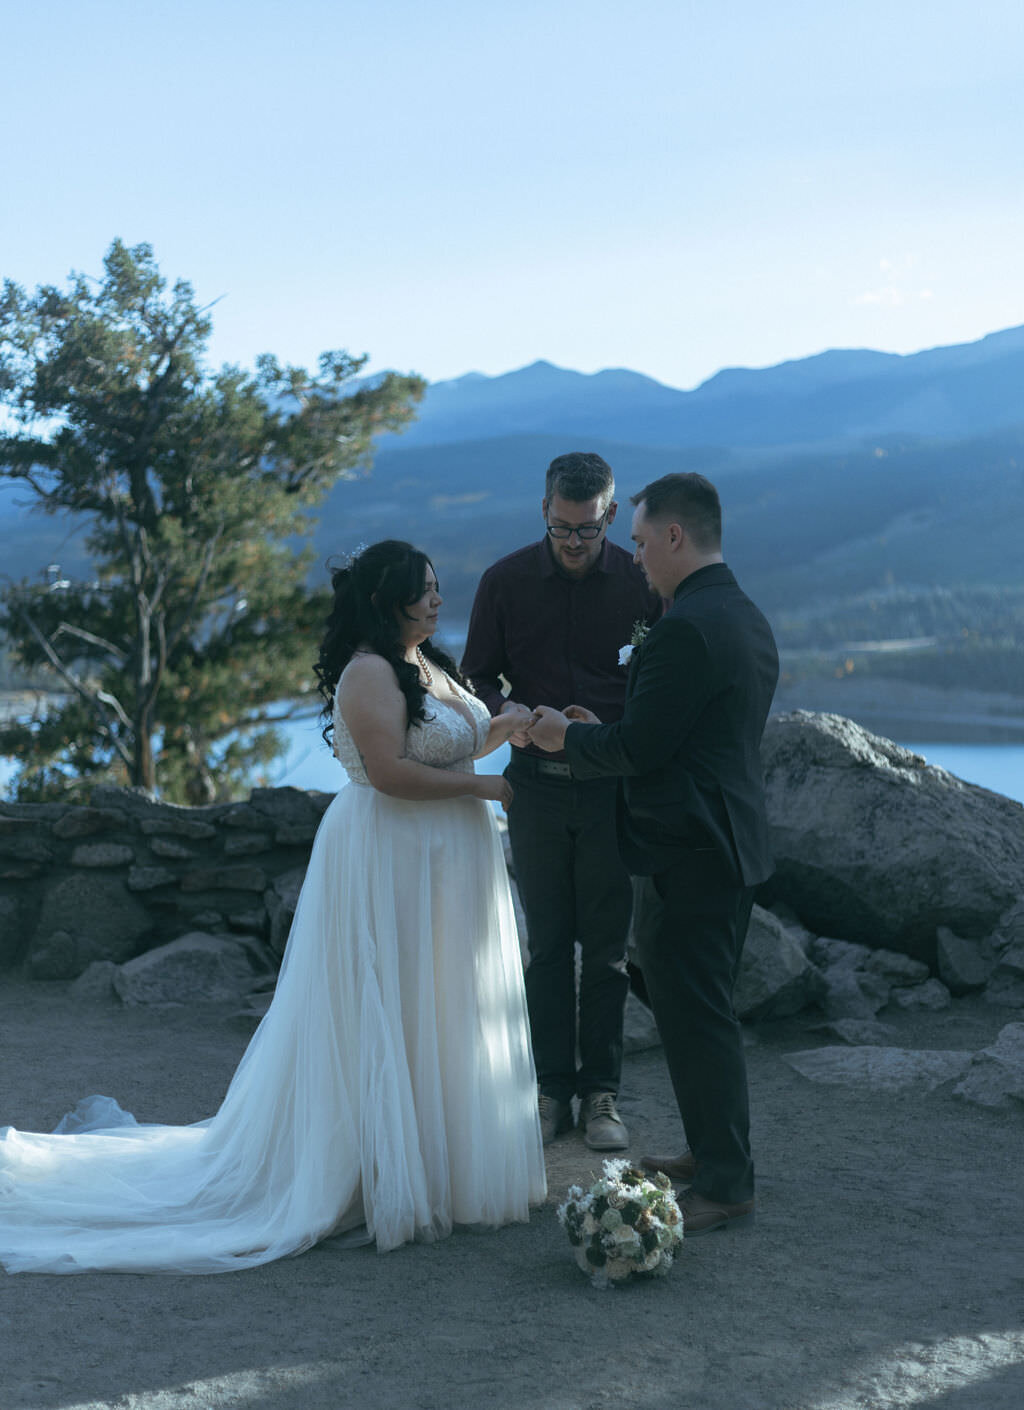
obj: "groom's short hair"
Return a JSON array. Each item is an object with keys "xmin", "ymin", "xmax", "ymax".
[
  {"xmin": 632, "ymin": 473, "xmax": 722, "ymax": 550},
  {"xmin": 545, "ymin": 452, "xmax": 615, "ymax": 504}
]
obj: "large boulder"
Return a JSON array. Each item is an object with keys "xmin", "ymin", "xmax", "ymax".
[
  {"xmin": 622, "ymin": 991, "xmax": 661, "ymax": 1053},
  {"xmin": 733, "ymin": 906, "xmax": 823, "ymax": 1020},
  {"xmin": 113, "ymin": 932, "xmax": 274, "ymax": 1006},
  {"xmin": 936, "ymin": 926, "xmax": 998, "ymax": 995},
  {"xmin": 761, "ymin": 711, "xmax": 1024, "ymax": 964},
  {"xmin": 890, "ymin": 978, "xmax": 952, "ymax": 1010},
  {"xmin": 28, "ymin": 872, "xmax": 153, "ymax": 978},
  {"xmin": 784, "ymin": 1044, "xmax": 972, "ymax": 1093},
  {"xmin": 810, "ymin": 937, "xmax": 898, "ymax": 1019},
  {"xmin": 954, "ymin": 1024, "xmax": 1024, "ymax": 1109},
  {"xmin": 985, "ymin": 943, "xmax": 1024, "ymax": 1009},
  {"xmin": 628, "ymin": 885, "xmax": 823, "ymax": 1022}
]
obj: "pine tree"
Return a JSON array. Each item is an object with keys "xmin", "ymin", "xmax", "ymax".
[{"xmin": 0, "ymin": 240, "xmax": 424, "ymax": 801}]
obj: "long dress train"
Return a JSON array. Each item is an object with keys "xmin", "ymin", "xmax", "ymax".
[{"xmin": 0, "ymin": 681, "xmax": 546, "ymax": 1273}]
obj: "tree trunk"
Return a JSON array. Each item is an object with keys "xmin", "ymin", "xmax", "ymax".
[{"xmin": 133, "ymin": 722, "xmax": 157, "ymax": 794}]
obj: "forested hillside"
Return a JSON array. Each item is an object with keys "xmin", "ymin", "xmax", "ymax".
[{"xmin": 5, "ymin": 329, "xmax": 1024, "ymax": 723}]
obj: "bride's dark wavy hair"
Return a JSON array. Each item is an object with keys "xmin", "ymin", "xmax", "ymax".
[{"xmin": 314, "ymin": 539, "xmax": 464, "ymax": 746}]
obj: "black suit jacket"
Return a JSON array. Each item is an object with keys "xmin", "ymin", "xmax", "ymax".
[{"xmin": 563, "ymin": 563, "xmax": 779, "ymax": 886}]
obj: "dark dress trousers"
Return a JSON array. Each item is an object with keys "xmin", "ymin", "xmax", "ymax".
[
  {"xmin": 462, "ymin": 538, "xmax": 660, "ymax": 1104},
  {"xmin": 564, "ymin": 563, "xmax": 779, "ymax": 1203}
]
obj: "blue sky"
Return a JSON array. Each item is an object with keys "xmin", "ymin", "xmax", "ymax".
[{"xmin": 2, "ymin": 0, "xmax": 1022, "ymax": 390}]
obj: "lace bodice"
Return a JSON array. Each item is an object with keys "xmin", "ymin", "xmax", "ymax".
[{"xmin": 332, "ymin": 675, "xmax": 491, "ymax": 785}]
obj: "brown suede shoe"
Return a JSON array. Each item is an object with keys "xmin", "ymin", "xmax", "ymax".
[
  {"xmin": 640, "ymin": 1150, "xmax": 697, "ymax": 1182},
  {"xmin": 680, "ymin": 1190, "xmax": 755, "ymax": 1236},
  {"xmin": 579, "ymin": 1092, "xmax": 629, "ymax": 1151},
  {"xmin": 537, "ymin": 1093, "xmax": 574, "ymax": 1145}
]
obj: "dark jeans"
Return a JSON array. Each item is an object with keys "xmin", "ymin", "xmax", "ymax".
[
  {"xmin": 634, "ymin": 851, "xmax": 756, "ymax": 1204},
  {"xmin": 506, "ymin": 757, "xmax": 632, "ymax": 1105}
]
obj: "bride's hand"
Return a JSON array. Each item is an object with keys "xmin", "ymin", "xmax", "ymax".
[
  {"xmin": 475, "ymin": 774, "xmax": 514, "ymax": 812},
  {"xmin": 499, "ymin": 701, "xmax": 537, "ymax": 749}
]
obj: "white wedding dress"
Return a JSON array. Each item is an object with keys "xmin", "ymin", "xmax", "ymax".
[{"xmin": 0, "ymin": 679, "xmax": 546, "ymax": 1274}]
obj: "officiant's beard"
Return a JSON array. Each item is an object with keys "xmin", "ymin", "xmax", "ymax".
[{"xmin": 553, "ymin": 541, "xmax": 599, "ymax": 577}]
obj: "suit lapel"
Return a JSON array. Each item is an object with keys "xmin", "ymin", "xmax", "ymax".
[{"xmin": 626, "ymin": 642, "xmax": 646, "ymax": 696}]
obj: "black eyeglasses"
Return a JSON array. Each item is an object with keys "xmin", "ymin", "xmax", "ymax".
[{"xmin": 545, "ymin": 507, "xmax": 609, "ymax": 541}]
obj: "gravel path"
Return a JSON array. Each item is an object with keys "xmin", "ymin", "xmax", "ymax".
[{"xmin": 1, "ymin": 980, "xmax": 1022, "ymax": 1410}]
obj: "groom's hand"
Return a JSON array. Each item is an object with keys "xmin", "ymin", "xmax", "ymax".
[
  {"xmin": 564, "ymin": 704, "xmax": 601, "ymax": 725},
  {"xmin": 529, "ymin": 705, "xmax": 571, "ymax": 752}
]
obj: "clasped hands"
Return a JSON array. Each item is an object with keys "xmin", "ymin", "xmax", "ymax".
[{"xmin": 499, "ymin": 700, "xmax": 601, "ymax": 752}]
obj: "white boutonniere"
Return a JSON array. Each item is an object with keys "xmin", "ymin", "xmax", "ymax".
[{"xmin": 618, "ymin": 620, "xmax": 650, "ymax": 667}]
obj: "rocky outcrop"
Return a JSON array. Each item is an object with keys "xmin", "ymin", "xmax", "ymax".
[
  {"xmin": 622, "ymin": 992, "xmax": 661, "ymax": 1053},
  {"xmin": 953, "ymin": 1024, "xmax": 1024, "ymax": 1109},
  {"xmin": 2, "ymin": 711, "xmax": 1022, "ymax": 1030},
  {"xmin": 733, "ymin": 906, "xmax": 823, "ymax": 1021},
  {"xmin": 984, "ymin": 903, "xmax": 1024, "ymax": 1007},
  {"xmin": 783, "ymin": 1044, "xmax": 972, "ymax": 1093},
  {"xmin": 936, "ymin": 925, "xmax": 998, "ymax": 994},
  {"xmin": 112, "ymin": 932, "xmax": 275, "ymax": 1007},
  {"xmin": 784, "ymin": 1023, "xmax": 1024, "ymax": 1111},
  {"xmin": 890, "ymin": 977, "xmax": 952, "ymax": 1010},
  {"xmin": 761, "ymin": 711, "xmax": 1024, "ymax": 965}
]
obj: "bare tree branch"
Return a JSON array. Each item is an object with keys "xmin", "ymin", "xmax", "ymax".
[
  {"xmin": 52, "ymin": 622, "xmax": 127, "ymax": 663},
  {"xmin": 6, "ymin": 598, "xmax": 134, "ymax": 769}
]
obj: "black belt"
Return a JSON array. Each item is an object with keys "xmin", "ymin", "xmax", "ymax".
[{"xmin": 510, "ymin": 753, "xmax": 573, "ymax": 780}]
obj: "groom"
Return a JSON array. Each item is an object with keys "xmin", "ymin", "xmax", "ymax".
[{"xmin": 528, "ymin": 472, "xmax": 779, "ymax": 1235}]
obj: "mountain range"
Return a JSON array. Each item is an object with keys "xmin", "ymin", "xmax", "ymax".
[
  {"xmin": 394, "ymin": 324, "xmax": 1024, "ymax": 449},
  {"xmin": 4, "ymin": 324, "xmax": 1024, "ymax": 634}
]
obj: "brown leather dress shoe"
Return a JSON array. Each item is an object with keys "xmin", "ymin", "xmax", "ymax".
[
  {"xmin": 680, "ymin": 1190, "xmax": 755, "ymax": 1235},
  {"xmin": 640, "ymin": 1150, "xmax": 697, "ymax": 1182}
]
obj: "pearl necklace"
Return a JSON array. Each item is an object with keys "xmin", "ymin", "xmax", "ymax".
[{"xmin": 415, "ymin": 646, "xmax": 434, "ymax": 687}]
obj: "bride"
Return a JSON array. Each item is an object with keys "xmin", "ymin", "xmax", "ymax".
[{"xmin": 0, "ymin": 540, "xmax": 546, "ymax": 1274}]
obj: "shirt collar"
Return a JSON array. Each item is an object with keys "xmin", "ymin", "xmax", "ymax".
[
  {"xmin": 673, "ymin": 561, "xmax": 732, "ymax": 600},
  {"xmin": 539, "ymin": 535, "xmax": 613, "ymax": 579}
]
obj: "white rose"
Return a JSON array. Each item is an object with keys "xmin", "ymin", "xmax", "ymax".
[{"xmin": 612, "ymin": 1228, "xmax": 642, "ymax": 1257}]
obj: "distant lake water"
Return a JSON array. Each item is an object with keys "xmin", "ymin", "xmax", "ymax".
[
  {"xmin": 897, "ymin": 742, "xmax": 1024, "ymax": 806},
  {"xmin": 261, "ymin": 719, "xmax": 1024, "ymax": 808},
  {"xmin": 2, "ymin": 715, "xmax": 1023, "ymax": 807}
]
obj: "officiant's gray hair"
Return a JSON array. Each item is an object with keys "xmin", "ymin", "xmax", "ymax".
[
  {"xmin": 545, "ymin": 451, "xmax": 615, "ymax": 504},
  {"xmin": 632, "ymin": 473, "xmax": 722, "ymax": 550}
]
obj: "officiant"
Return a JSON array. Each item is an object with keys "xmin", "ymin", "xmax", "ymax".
[{"xmin": 462, "ymin": 452, "xmax": 660, "ymax": 1151}]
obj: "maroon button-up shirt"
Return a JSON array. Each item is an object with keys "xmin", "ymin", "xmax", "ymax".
[{"xmin": 461, "ymin": 537, "xmax": 662, "ymax": 760}]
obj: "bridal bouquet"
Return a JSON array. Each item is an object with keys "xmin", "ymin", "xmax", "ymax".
[{"xmin": 558, "ymin": 1159, "xmax": 683, "ymax": 1287}]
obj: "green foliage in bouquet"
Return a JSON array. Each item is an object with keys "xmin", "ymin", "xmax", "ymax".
[{"xmin": 558, "ymin": 1159, "xmax": 683, "ymax": 1287}]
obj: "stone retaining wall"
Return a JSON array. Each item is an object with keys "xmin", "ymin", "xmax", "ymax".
[
  {"xmin": 2, "ymin": 713, "xmax": 1023, "ymax": 1029},
  {"xmin": 0, "ymin": 785, "xmax": 334, "ymax": 978}
]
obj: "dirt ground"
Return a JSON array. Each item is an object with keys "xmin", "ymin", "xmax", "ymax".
[{"xmin": 1, "ymin": 979, "xmax": 1022, "ymax": 1410}]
